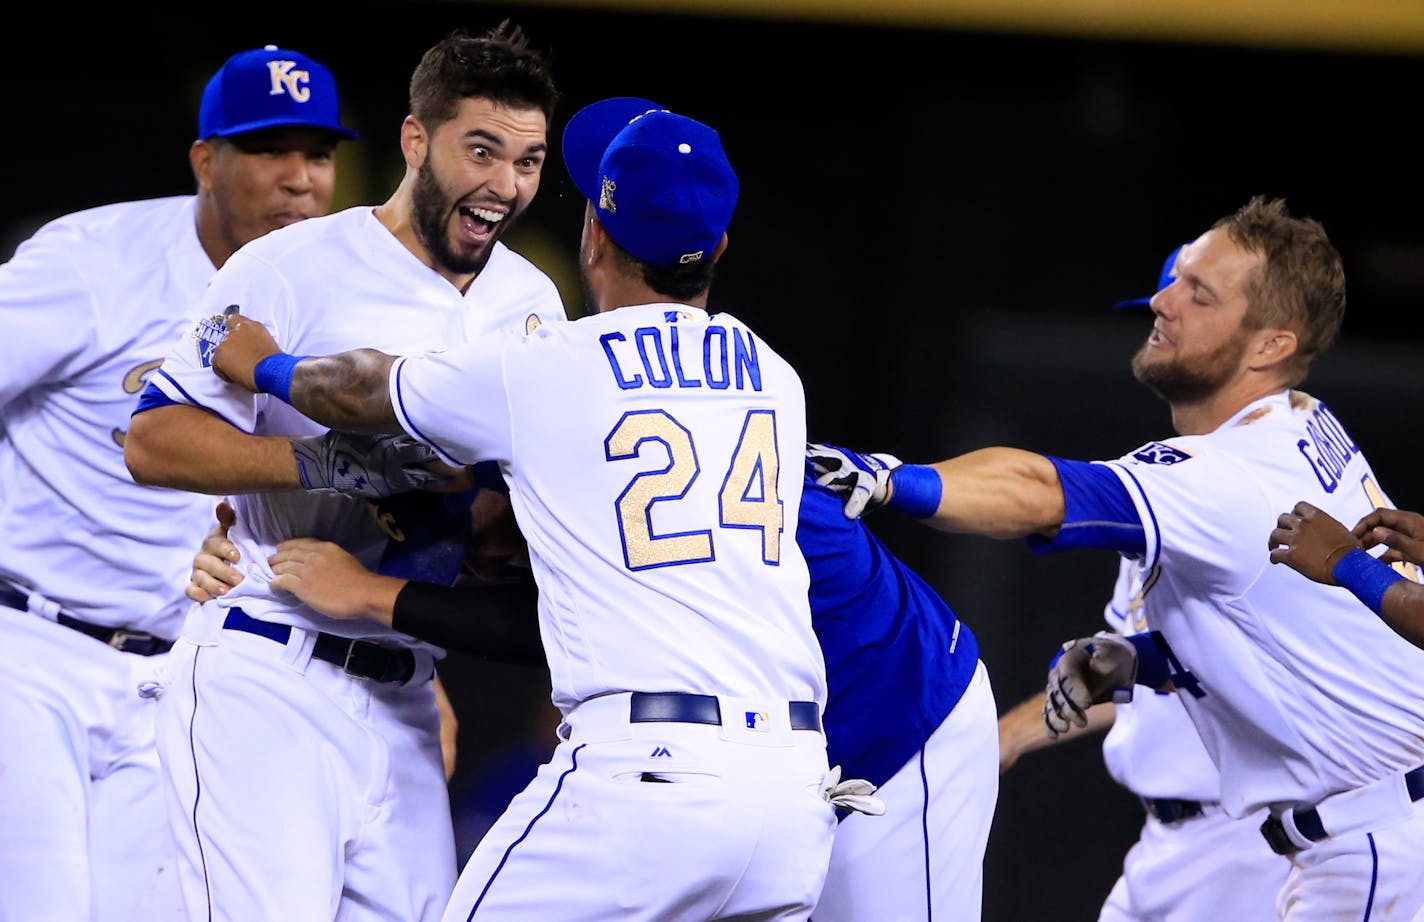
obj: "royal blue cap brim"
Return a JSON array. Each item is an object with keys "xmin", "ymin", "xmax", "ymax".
[
  {"xmin": 209, "ymin": 115, "xmax": 358, "ymax": 140},
  {"xmin": 1113, "ymin": 296, "xmax": 1153, "ymax": 313},
  {"xmin": 563, "ymin": 97, "xmax": 665, "ymax": 200},
  {"xmin": 1112, "ymin": 244, "xmax": 1186, "ymax": 314}
]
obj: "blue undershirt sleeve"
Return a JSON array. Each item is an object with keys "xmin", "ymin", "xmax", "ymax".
[{"xmin": 1026, "ymin": 456, "xmax": 1146, "ymax": 556}]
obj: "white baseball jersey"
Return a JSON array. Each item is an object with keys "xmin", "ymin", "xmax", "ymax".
[
  {"xmin": 1101, "ymin": 563, "xmax": 1223, "ymax": 804},
  {"xmin": 148, "ymin": 205, "xmax": 565, "ymax": 644},
  {"xmin": 389, "ymin": 303, "xmax": 826, "ymax": 714},
  {"xmin": 1, "ymin": 196, "xmax": 218, "ymax": 636},
  {"xmin": 1101, "ymin": 390, "xmax": 1424, "ymax": 817}
]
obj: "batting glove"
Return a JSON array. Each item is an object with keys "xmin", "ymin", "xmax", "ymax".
[
  {"xmin": 292, "ymin": 431, "xmax": 452, "ymax": 499},
  {"xmin": 806, "ymin": 442, "xmax": 903, "ymax": 519},
  {"xmin": 1043, "ymin": 632, "xmax": 1138, "ymax": 738},
  {"xmin": 822, "ymin": 765, "xmax": 886, "ymax": 817}
]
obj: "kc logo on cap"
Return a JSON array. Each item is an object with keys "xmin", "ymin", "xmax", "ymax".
[
  {"xmin": 266, "ymin": 60, "xmax": 312, "ymax": 103},
  {"xmin": 199, "ymin": 45, "xmax": 357, "ymax": 140}
]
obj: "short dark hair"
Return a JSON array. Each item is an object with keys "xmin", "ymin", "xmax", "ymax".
[
  {"xmin": 1216, "ymin": 195, "xmax": 1346, "ymax": 385},
  {"xmin": 409, "ymin": 21, "xmax": 558, "ymax": 131},
  {"xmin": 607, "ymin": 234, "xmax": 719, "ymax": 302}
]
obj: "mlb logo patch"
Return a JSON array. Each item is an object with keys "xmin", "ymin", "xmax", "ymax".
[
  {"xmin": 193, "ymin": 310, "xmax": 233, "ymax": 368},
  {"xmin": 745, "ymin": 711, "xmax": 770, "ymax": 731},
  {"xmin": 1131, "ymin": 441, "xmax": 1193, "ymax": 466}
]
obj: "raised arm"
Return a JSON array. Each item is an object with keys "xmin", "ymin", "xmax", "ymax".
[{"xmin": 211, "ymin": 311, "xmax": 401, "ymax": 434}]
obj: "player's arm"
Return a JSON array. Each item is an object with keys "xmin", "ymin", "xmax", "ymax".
[
  {"xmin": 1270, "ymin": 500, "xmax": 1424, "ymax": 649},
  {"xmin": 998, "ymin": 688, "xmax": 1115, "ymax": 774},
  {"xmin": 211, "ymin": 311, "xmax": 401, "ymax": 434},
  {"xmin": 125, "ymin": 403, "xmax": 303, "ymax": 493},
  {"xmin": 807, "ymin": 443, "xmax": 1147, "ymax": 553}
]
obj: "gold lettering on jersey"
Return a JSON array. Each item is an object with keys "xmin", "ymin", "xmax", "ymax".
[
  {"xmin": 607, "ymin": 411, "xmax": 712, "ymax": 569},
  {"xmin": 110, "ymin": 359, "xmax": 166, "ymax": 448},
  {"xmin": 599, "ymin": 176, "xmax": 617, "ymax": 213},
  {"xmin": 367, "ymin": 503, "xmax": 407, "ymax": 542},
  {"xmin": 266, "ymin": 60, "xmax": 311, "ymax": 103}
]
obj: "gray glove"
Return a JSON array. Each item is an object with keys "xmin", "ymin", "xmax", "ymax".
[
  {"xmin": 805, "ymin": 442, "xmax": 903, "ymax": 519},
  {"xmin": 292, "ymin": 431, "xmax": 451, "ymax": 499},
  {"xmin": 1043, "ymin": 631, "xmax": 1138, "ymax": 738}
]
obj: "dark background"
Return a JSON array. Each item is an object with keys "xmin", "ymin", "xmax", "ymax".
[{"xmin": 6, "ymin": 5, "xmax": 1424, "ymax": 919}]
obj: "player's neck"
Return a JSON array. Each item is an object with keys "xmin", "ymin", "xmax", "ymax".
[
  {"xmin": 193, "ymin": 195, "xmax": 233, "ymax": 271},
  {"xmin": 1168, "ymin": 378, "xmax": 1290, "ymax": 435},
  {"xmin": 374, "ymin": 189, "xmax": 478, "ymax": 294},
  {"xmin": 594, "ymin": 279, "xmax": 710, "ymax": 315}
]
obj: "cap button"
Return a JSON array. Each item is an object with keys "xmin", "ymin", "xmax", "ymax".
[{"xmin": 263, "ymin": 44, "xmax": 278, "ymax": 50}]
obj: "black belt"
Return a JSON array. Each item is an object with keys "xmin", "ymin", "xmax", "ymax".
[
  {"xmin": 628, "ymin": 692, "xmax": 822, "ymax": 732},
  {"xmin": 1140, "ymin": 797, "xmax": 1207, "ymax": 825},
  {"xmin": 224, "ymin": 608, "xmax": 419, "ymax": 685},
  {"xmin": 0, "ymin": 581, "xmax": 173, "ymax": 656},
  {"xmin": 1260, "ymin": 765, "xmax": 1424, "ymax": 855}
]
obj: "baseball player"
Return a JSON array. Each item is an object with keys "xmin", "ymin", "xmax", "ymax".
[
  {"xmin": 122, "ymin": 24, "xmax": 566, "ymax": 922},
  {"xmin": 1271, "ymin": 501, "xmax": 1424, "ymax": 648},
  {"xmin": 992, "ymin": 248, "xmax": 1290, "ymax": 922},
  {"xmin": 812, "ymin": 197, "xmax": 1424, "ymax": 919},
  {"xmin": 0, "ymin": 44, "xmax": 354, "ymax": 922},
  {"xmin": 183, "ymin": 460, "xmax": 999, "ymax": 922},
  {"xmin": 206, "ymin": 98, "xmax": 848, "ymax": 921}
]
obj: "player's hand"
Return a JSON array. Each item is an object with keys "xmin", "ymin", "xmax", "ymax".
[
  {"xmin": 292, "ymin": 431, "xmax": 456, "ymax": 498},
  {"xmin": 211, "ymin": 307, "xmax": 282, "ymax": 391},
  {"xmin": 805, "ymin": 442, "xmax": 903, "ymax": 519},
  {"xmin": 1044, "ymin": 632, "xmax": 1137, "ymax": 738},
  {"xmin": 1268, "ymin": 500, "xmax": 1359, "ymax": 585},
  {"xmin": 1354, "ymin": 507, "xmax": 1424, "ymax": 568},
  {"xmin": 268, "ymin": 537, "xmax": 398, "ymax": 623},
  {"xmin": 187, "ymin": 500, "xmax": 243, "ymax": 602}
]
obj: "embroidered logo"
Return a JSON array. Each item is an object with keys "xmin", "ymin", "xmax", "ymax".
[
  {"xmin": 599, "ymin": 175, "xmax": 617, "ymax": 213},
  {"xmin": 266, "ymin": 60, "xmax": 311, "ymax": 103},
  {"xmin": 1131, "ymin": 441, "xmax": 1193, "ymax": 466},
  {"xmin": 745, "ymin": 711, "xmax": 770, "ymax": 731},
  {"xmin": 649, "ymin": 746, "xmax": 672, "ymax": 758},
  {"xmin": 194, "ymin": 310, "xmax": 234, "ymax": 368}
]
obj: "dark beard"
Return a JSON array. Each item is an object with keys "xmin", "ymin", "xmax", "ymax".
[
  {"xmin": 412, "ymin": 159, "xmax": 494, "ymax": 277},
  {"xmin": 1130, "ymin": 330, "xmax": 1248, "ymax": 404}
]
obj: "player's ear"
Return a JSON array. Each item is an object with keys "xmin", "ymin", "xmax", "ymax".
[
  {"xmin": 190, "ymin": 140, "xmax": 215, "ymax": 191},
  {"xmin": 710, "ymin": 232, "xmax": 729, "ymax": 263},
  {"xmin": 399, "ymin": 116, "xmax": 429, "ymax": 169},
  {"xmin": 1249, "ymin": 328, "xmax": 1298, "ymax": 371}
]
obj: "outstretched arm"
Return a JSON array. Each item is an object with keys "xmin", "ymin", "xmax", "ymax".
[
  {"xmin": 998, "ymin": 689, "xmax": 1115, "ymax": 774},
  {"xmin": 211, "ymin": 311, "xmax": 401, "ymax": 434},
  {"xmin": 1270, "ymin": 500, "xmax": 1424, "ymax": 649}
]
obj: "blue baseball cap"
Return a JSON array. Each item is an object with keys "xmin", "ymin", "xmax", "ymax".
[
  {"xmin": 199, "ymin": 45, "xmax": 357, "ymax": 140},
  {"xmin": 563, "ymin": 97, "xmax": 738, "ymax": 269},
  {"xmin": 1114, "ymin": 245, "xmax": 1185, "ymax": 313}
]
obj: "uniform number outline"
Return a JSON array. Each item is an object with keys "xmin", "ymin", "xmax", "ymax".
[{"xmin": 606, "ymin": 408, "xmax": 783, "ymax": 571}]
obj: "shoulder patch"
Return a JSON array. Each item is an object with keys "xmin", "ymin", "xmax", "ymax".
[
  {"xmin": 1131, "ymin": 441, "xmax": 1194, "ymax": 466},
  {"xmin": 192, "ymin": 308, "xmax": 234, "ymax": 368}
]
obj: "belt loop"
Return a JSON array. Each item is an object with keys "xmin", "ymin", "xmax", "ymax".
[
  {"xmin": 282, "ymin": 623, "xmax": 318, "ymax": 672},
  {"xmin": 26, "ymin": 590, "xmax": 62, "ymax": 621}
]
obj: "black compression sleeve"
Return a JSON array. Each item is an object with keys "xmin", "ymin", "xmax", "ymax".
[{"xmin": 391, "ymin": 579, "xmax": 543, "ymax": 664}]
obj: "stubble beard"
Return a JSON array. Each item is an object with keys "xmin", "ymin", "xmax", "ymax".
[{"xmin": 1130, "ymin": 329, "xmax": 1251, "ymax": 405}]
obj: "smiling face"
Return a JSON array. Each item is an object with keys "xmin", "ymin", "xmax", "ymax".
[
  {"xmin": 1131, "ymin": 228, "xmax": 1264, "ymax": 404},
  {"xmin": 409, "ymin": 97, "xmax": 548, "ymax": 277}
]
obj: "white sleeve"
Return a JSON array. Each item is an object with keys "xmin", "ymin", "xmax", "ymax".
[
  {"xmin": 1103, "ymin": 440, "xmax": 1272, "ymax": 594},
  {"xmin": 146, "ymin": 251, "xmax": 291, "ymax": 433},
  {"xmin": 0, "ymin": 224, "xmax": 104, "ymax": 406},
  {"xmin": 388, "ymin": 334, "xmax": 515, "ymax": 468}
]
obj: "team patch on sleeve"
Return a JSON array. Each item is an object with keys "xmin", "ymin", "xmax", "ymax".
[
  {"xmin": 1130, "ymin": 441, "xmax": 1194, "ymax": 466},
  {"xmin": 192, "ymin": 307, "xmax": 236, "ymax": 368}
]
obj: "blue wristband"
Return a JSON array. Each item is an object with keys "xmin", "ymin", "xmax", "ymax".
[
  {"xmin": 887, "ymin": 464, "xmax": 942, "ymax": 519},
  {"xmin": 1332, "ymin": 548, "xmax": 1404, "ymax": 617},
  {"xmin": 1124, "ymin": 631, "xmax": 1171, "ymax": 690},
  {"xmin": 252, "ymin": 353, "xmax": 309, "ymax": 405}
]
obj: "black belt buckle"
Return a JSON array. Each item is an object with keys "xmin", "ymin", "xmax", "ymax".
[
  {"xmin": 340, "ymin": 639, "xmax": 415, "ymax": 684},
  {"xmin": 1259, "ymin": 815, "xmax": 1299, "ymax": 856}
]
